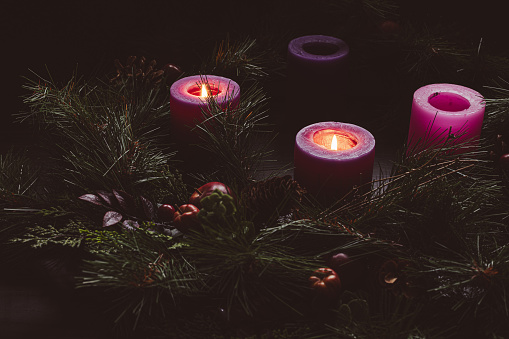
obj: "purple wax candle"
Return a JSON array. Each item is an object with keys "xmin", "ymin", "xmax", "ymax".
[
  {"xmin": 294, "ymin": 122, "xmax": 375, "ymax": 201},
  {"xmin": 286, "ymin": 35, "xmax": 350, "ymax": 128},
  {"xmin": 407, "ymin": 83, "xmax": 485, "ymax": 153},
  {"xmin": 287, "ymin": 35, "xmax": 349, "ymax": 82},
  {"xmin": 170, "ymin": 75, "xmax": 240, "ymax": 144}
]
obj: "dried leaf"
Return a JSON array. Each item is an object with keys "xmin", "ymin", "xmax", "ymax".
[
  {"xmin": 78, "ymin": 193, "xmax": 103, "ymax": 206},
  {"xmin": 140, "ymin": 196, "xmax": 156, "ymax": 220},
  {"xmin": 103, "ymin": 211, "xmax": 123, "ymax": 227},
  {"xmin": 113, "ymin": 189, "xmax": 135, "ymax": 213},
  {"xmin": 96, "ymin": 190, "xmax": 116, "ymax": 208}
]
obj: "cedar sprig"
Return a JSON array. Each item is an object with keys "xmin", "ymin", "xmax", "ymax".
[{"xmin": 10, "ymin": 220, "xmax": 85, "ymax": 249}]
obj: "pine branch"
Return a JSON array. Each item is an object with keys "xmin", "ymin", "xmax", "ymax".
[
  {"xmin": 78, "ymin": 225, "xmax": 204, "ymax": 329},
  {"xmin": 19, "ymin": 70, "xmax": 176, "ymax": 194},
  {"xmin": 182, "ymin": 197, "xmax": 320, "ymax": 319},
  {"xmin": 401, "ymin": 24, "xmax": 472, "ymax": 84},
  {"xmin": 194, "ymin": 81, "xmax": 276, "ymax": 188},
  {"xmin": 201, "ymin": 36, "xmax": 270, "ymax": 82},
  {"xmin": 0, "ymin": 148, "xmax": 41, "ymax": 207}
]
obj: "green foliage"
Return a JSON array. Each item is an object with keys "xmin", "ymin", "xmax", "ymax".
[
  {"xmin": 201, "ymin": 37, "xmax": 270, "ymax": 82},
  {"xmin": 195, "ymin": 82, "xmax": 275, "ymax": 188},
  {"xmin": 79, "ymin": 225, "xmax": 203, "ymax": 329},
  {"xmin": 10, "ymin": 220, "xmax": 84, "ymax": 248},
  {"xmin": 3, "ymin": 17, "xmax": 509, "ymax": 337},
  {"xmin": 184, "ymin": 204, "xmax": 318, "ymax": 319},
  {"xmin": 20, "ymin": 70, "xmax": 175, "ymax": 195},
  {"xmin": 0, "ymin": 149, "xmax": 41, "ymax": 206},
  {"xmin": 147, "ymin": 166, "xmax": 190, "ymax": 205},
  {"xmin": 327, "ymin": 290, "xmax": 438, "ymax": 339}
]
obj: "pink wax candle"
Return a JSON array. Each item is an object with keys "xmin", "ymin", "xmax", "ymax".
[
  {"xmin": 407, "ymin": 83, "xmax": 485, "ymax": 153},
  {"xmin": 294, "ymin": 122, "xmax": 375, "ymax": 201},
  {"xmin": 170, "ymin": 75, "xmax": 240, "ymax": 144}
]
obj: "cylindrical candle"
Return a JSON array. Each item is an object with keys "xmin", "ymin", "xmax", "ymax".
[
  {"xmin": 407, "ymin": 83, "xmax": 485, "ymax": 153},
  {"xmin": 294, "ymin": 122, "xmax": 375, "ymax": 202},
  {"xmin": 286, "ymin": 35, "xmax": 350, "ymax": 131},
  {"xmin": 170, "ymin": 75, "xmax": 240, "ymax": 144},
  {"xmin": 287, "ymin": 35, "xmax": 349, "ymax": 84}
]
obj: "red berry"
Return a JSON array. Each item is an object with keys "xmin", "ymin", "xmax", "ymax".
[
  {"xmin": 158, "ymin": 204, "xmax": 176, "ymax": 222},
  {"xmin": 189, "ymin": 182, "xmax": 232, "ymax": 208}
]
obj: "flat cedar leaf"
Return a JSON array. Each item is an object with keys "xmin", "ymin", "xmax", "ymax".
[
  {"xmin": 78, "ymin": 194, "xmax": 103, "ymax": 206},
  {"xmin": 103, "ymin": 211, "xmax": 123, "ymax": 227},
  {"xmin": 140, "ymin": 196, "xmax": 156, "ymax": 220},
  {"xmin": 96, "ymin": 190, "xmax": 116, "ymax": 208},
  {"xmin": 113, "ymin": 189, "xmax": 135, "ymax": 213}
]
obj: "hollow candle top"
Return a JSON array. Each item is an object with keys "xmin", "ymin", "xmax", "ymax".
[
  {"xmin": 287, "ymin": 35, "xmax": 349, "ymax": 77},
  {"xmin": 294, "ymin": 122, "xmax": 375, "ymax": 201},
  {"xmin": 407, "ymin": 83, "xmax": 485, "ymax": 152},
  {"xmin": 169, "ymin": 75, "xmax": 240, "ymax": 144}
]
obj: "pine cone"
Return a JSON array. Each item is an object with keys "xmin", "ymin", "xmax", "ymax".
[
  {"xmin": 110, "ymin": 56, "xmax": 182, "ymax": 87},
  {"xmin": 241, "ymin": 175, "xmax": 305, "ymax": 224}
]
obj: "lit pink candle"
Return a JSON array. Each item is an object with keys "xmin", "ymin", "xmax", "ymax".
[
  {"xmin": 170, "ymin": 75, "xmax": 240, "ymax": 144},
  {"xmin": 294, "ymin": 122, "xmax": 375, "ymax": 201},
  {"xmin": 407, "ymin": 83, "xmax": 485, "ymax": 153}
]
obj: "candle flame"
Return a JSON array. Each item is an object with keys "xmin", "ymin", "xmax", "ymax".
[
  {"xmin": 331, "ymin": 135, "xmax": 338, "ymax": 150},
  {"xmin": 200, "ymin": 84, "xmax": 208, "ymax": 97}
]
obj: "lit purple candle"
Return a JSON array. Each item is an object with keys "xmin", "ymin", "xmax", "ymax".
[
  {"xmin": 294, "ymin": 122, "xmax": 375, "ymax": 201},
  {"xmin": 407, "ymin": 83, "xmax": 485, "ymax": 153},
  {"xmin": 170, "ymin": 75, "xmax": 240, "ymax": 144}
]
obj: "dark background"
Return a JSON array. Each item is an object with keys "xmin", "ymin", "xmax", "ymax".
[{"xmin": 2, "ymin": 0, "xmax": 507, "ymax": 145}]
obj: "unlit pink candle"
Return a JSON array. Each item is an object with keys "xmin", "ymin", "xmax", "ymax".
[
  {"xmin": 407, "ymin": 83, "xmax": 485, "ymax": 152},
  {"xmin": 170, "ymin": 75, "xmax": 240, "ymax": 144},
  {"xmin": 294, "ymin": 122, "xmax": 375, "ymax": 201}
]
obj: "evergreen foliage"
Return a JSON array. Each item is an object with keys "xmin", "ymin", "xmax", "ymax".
[{"xmin": 2, "ymin": 1, "xmax": 509, "ymax": 337}]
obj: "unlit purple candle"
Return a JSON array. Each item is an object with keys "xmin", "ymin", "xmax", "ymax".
[
  {"xmin": 170, "ymin": 75, "xmax": 240, "ymax": 144},
  {"xmin": 294, "ymin": 122, "xmax": 375, "ymax": 201},
  {"xmin": 287, "ymin": 35, "xmax": 349, "ymax": 83},
  {"xmin": 287, "ymin": 35, "xmax": 350, "ymax": 128},
  {"xmin": 407, "ymin": 83, "xmax": 485, "ymax": 152}
]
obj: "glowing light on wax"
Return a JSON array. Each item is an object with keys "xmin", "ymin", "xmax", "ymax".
[
  {"xmin": 169, "ymin": 75, "xmax": 241, "ymax": 145},
  {"xmin": 331, "ymin": 135, "xmax": 338, "ymax": 150},
  {"xmin": 200, "ymin": 84, "xmax": 208, "ymax": 98}
]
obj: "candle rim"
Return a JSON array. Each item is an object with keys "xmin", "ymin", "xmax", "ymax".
[
  {"xmin": 170, "ymin": 75, "xmax": 240, "ymax": 104},
  {"xmin": 288, "ymin": 35, "xmax": 349, "ymax": 61},
  {"xmin": 414, "ymin": 83, "xmax": 484, "ymax": 116},
  {"xmin": 296, "ymin": 122, "xmax": 375, "ymax": 160}
]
